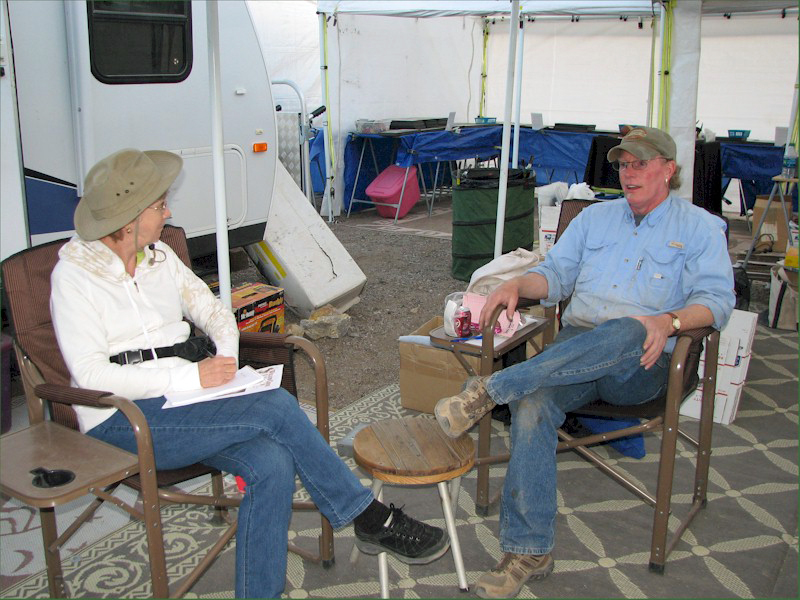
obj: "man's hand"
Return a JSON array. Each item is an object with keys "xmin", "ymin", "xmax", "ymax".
[
  {"xmin": 479, "ymin": 279, "xmax": 521, "ymax": 331},
  {"xmin": 630, "ymin": 314, "xmax": 672, "ymax": 369},
  {"xmin": 198, "ymin": 355, "xmax": 237, "ymax": 387}
]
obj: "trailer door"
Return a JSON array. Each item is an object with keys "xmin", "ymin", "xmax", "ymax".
[{"xmin": 65, "ymin": 0, "xmax": 248, "ymax": 238}]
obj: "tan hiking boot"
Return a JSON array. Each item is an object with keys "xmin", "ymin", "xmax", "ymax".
[
  {"xmin": 434, "ymin": 376, "xmax": 496, "ymax": 438},
  {"xmin": 475, "ymin": 552, "xmax": 554, "ymax": 598}
]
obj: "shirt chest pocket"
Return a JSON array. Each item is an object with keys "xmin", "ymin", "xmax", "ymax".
[
  {"xmin": 576, "ymin": 237, "xmax": 618, "ymax": 287},
  {"xmin": 635, "ymin": 245, "xmax": 687, "ymax": 309}
]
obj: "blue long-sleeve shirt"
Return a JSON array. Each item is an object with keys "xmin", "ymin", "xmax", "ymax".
[{"xmin": 530, "ymin": 194, "xmax": 735, "ymax": 351}]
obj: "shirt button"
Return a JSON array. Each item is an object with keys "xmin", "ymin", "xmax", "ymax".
[
  {"xmin": 612, "ymin": 284, "xmax": 617, "ymax": 288},
  {"xmin": 634, "ymin": 232, "xmax": 638, "ymax": 236},
  {"xmin": 624, "ymin": 258, "xmax": 629, "ymax": 262}
]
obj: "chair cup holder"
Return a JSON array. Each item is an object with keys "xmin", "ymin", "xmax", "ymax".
[{"xmin": 30, "ymin": 467, "xmax": 75, "ymax": 488}]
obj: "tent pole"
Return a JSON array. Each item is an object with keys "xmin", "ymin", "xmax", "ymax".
[
  {"xmin": 646, "ymin": 17, "xmax": 657, "ymax": 127},
  {"xmin": 493, "ymin": 1, "xmax": 519, "ymax": 260},
  {"xmin": 207, "ymin": 0, "xmax": 231, "ymax": 309},
  {"xmin": 479, "ymin": 19, "xmax": 489, "ymax": 118},
  {"xmin": 318, "ymin": 12, "xmax": 334, "ymax": 222},
  {"xmin": 512, "ymin": 18, "xmax": 524, "ymax": 168}
]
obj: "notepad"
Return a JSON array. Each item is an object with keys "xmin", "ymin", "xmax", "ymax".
[{"xmin": 162, "ymin": 364, "xmax": 283, "ymax": 409}]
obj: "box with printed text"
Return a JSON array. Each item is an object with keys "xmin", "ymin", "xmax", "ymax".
[
  {"xmin": 209, "ymin": 281, "xmax": 285, "ymax": 334},
  {"xmin": 679, "ymin": 309, "xmax": 757, "ymax": 425}
]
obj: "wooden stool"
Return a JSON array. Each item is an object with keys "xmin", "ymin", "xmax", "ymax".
[{"xmin": 351, "ymin": 416, "xmax": 474, "ymax": 597}]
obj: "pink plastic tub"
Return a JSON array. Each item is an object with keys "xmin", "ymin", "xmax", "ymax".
[{"xmin": 366, "ymin": 165, "xmax": 420, "ymax": 219}]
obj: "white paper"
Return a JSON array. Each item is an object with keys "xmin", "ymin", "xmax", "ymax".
[{"xmin": 162, "ymin": 364, "xmax": 283, "ymax": 409}]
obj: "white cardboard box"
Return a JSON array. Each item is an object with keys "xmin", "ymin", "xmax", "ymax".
[
  {"xmin": 679, "ymin": 310, "xmax": 758, "ymax": 425},
  {"xmin": 538, "ymin": 205, "xmax": 561, "ymax": 255}
]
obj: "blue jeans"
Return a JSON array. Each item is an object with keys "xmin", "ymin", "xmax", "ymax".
[
  {"xmin": 484, "ymin": 317, "xmax": 669, "ymax": 555},
  {"xmin": 87, "ymin": 388, "xmax": 372, "ymax": 598}
]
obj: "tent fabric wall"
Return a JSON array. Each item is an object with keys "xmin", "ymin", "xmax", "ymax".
[{"xmin": 250, "ymin": 2, "xmax": 797, "ymax": 214}]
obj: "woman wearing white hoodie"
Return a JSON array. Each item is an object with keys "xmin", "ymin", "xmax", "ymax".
[{"xmin": 50, "ymin": 149, "xmax": 449, "ymax": 598}]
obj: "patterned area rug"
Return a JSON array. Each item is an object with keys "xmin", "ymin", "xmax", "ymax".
[{"xmin": 1, "ymin": 325, "xmax": 797, "ymax": 598}]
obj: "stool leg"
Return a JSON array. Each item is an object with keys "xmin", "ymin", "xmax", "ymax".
[
  {"xmin": 350, "ymin": 480, "xmax": 391, "ymax": 598},
  {"xmin": 438, "ymin": 480, "xmax": 469, "ymax": 592},
  {"xmin": 450, "ymin": 476, "xmax": 462, "ymax": 512},
  {"xmin": 349, "ymin": 479, "xmax": 385, "ymax": 566}
]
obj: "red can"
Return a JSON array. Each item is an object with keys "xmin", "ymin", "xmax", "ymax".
[{"xmin": 454, "ymin": 307, "xmax": 472, "ymax": 337}]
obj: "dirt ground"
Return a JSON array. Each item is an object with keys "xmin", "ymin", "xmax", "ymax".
[{"xmin": 284, "ymin": 207, "xmax": 465, "ymax": 410}]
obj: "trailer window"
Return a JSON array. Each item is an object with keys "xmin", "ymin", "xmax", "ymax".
[{"xmin": 87, "ymin": 1, "xmax": 192, "ymax": 84}]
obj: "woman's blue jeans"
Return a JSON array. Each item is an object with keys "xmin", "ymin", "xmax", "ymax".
[
  {"xmin": 87, "ymin": 388, "xmax": 372, "ymax": 598},
  {"xmin": 484, "ymin": 317, "xmax": 670, "ymax": 555}
]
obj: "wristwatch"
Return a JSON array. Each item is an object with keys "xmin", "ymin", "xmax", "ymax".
[{"xmin": 666, "ymin": 312, "xmax": 681, "ymax": 334}]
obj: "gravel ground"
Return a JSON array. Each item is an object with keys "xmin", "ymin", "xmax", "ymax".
[{"xmin": 286, "ymin": 215, "xmax": 464, "ymax": 410}]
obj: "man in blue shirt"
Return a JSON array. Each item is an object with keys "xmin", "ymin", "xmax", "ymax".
[{"xmin": 434, "ymin": 127, "xmax": 735, "ymax": 599}]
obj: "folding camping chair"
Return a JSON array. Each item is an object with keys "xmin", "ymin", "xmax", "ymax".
[
  {"xmin": 474, "ymin": 199, "xmax": 721, "ymax": 573},
  {"xmin": 0, "ymin": 224, "xmax": 335, "ymax": 597}
]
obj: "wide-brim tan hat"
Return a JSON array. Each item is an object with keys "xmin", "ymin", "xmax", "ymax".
[
  {"xmin": 607, "ymin": 126, "xmax": 676, "ymax": 163},
  {"xmin": 74, "ymin": 148, "xmax": 182, "ymax": 241}
]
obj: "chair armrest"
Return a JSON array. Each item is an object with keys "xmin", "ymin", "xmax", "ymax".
[
  {"xmin": 237, "ymin": 332, "xmax": 331, "ymax": 443},
  {"xmin": 34, "ymin": 382, "xmax": 159, "ymax": 500},
  {"xmin": 35, "ymin": 383, "xmax": 115, "ymax": 408},
  {"xmin": 676, "ymin": 326, "xmax": 716, "ymax": 345}
]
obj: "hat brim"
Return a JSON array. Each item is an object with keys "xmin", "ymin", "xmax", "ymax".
[
  {"xmin": 607, "ymin": 141, "xmax": 664, "ymax": 163},
  {"xmin": 74, "ymin": 150, "xmax": 182, "ymax": 241}
]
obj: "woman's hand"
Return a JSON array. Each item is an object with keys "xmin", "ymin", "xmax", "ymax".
[{"xmin": 198, "ymin": 355, "xmax": 237, "ymax": 387}]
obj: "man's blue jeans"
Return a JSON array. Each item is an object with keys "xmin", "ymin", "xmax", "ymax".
[
  {"xmin": 87, "ymin": 388, "xmax": 372, "ymax": 598},
  {"xmin": 484, "ymin": 317, "xmax": 670, "ymax": 555}
]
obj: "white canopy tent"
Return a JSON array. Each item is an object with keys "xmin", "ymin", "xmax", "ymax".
[
  {"xmin": 304, "ymin": 0, "xmax": 797, "ymax": 250},
  {"xmin": 313, "ymin": 0, "xmax": 797, "ymax": 255}
]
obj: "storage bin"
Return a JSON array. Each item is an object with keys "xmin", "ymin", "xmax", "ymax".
[
  {"xmin": 728, "ymin": 129, "xmax": 751, "ymax": 140},
  {"xmin": 366, "ymin": 165, "xmax": 420, "ymax": 219},
  {"xmin": 451, "ymin": 168, "xmax": 536, "ymax": 281}
]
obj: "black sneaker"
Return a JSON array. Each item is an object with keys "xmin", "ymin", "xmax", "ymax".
[{"xmin": 354, "ymin": 504, "xmax": 450, "ymax": 565}]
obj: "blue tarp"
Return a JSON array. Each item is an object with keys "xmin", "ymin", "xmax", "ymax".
[
  {"xmin": 343, "ymin": 126, "xmax": 599, "ymax": 210},
  {"xmin": 719, "ymin": 142, "xmax": 795, "ymax": 211},
  {"xmin": 342, "ymin": 126, "xmax": 794, "ymax": 212}
]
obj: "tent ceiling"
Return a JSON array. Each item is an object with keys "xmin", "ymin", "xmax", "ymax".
[{"xmin": 317, "ymin": 1, "xmax": 798, "ymax": 17}]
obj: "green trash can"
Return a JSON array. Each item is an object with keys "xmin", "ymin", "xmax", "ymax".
[{"xmin": 451, "ymin": 168, "xmax": 536, "ymax": 281}]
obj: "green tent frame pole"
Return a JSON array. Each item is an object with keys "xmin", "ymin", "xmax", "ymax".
[{"xmin": 479, "ymin": 20, "xmax": 489, "ymax": 118}]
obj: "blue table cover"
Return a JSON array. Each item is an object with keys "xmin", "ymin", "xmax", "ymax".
[{"xmin": 342, "ymin": 127, "xmax": 793, "ymax": 212}]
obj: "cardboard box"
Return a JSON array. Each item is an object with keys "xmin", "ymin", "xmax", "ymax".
[
  {"xmin": 209, "ymin": 281, "xmax": 285, "ymax": 333},
  {"xmin": 751, "ymin": 195, "xmax": 790, "ymax": 251},
  {"xmin": 538, "ymin": 205, "xmax": 561, "ymax": 255},
  {"xmin": 679, "ymin": 309, "xmax": 757, "ymax": 425},
  {"xmin": 238, "ymin": 306, "xmax": 284, "ymax": 333},
  {"xmin": 399, "ymin": 316, "xmax": 486, "ymax": 414},
  {"xmin": 231, "ymin": 283, "xmax": 284, "ymax": 333}
]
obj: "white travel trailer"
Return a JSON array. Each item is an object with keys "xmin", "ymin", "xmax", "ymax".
[
  {"xmin": 1, "ymin": 0, "xmax": 365, "ymax": 315},
  {"xmin": 2, "ymin": 0, "xmax": 278, "ymax": 259}
]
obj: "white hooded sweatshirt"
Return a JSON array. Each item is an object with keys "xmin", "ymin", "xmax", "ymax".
[{"xmin": 50, "ymin": 237, "xmax": 239, "ymax": 432}]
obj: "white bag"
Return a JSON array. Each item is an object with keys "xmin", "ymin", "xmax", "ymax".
[{"xmin": 467, "ymin": 248, "xmax": 543, "ymax": 296}]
